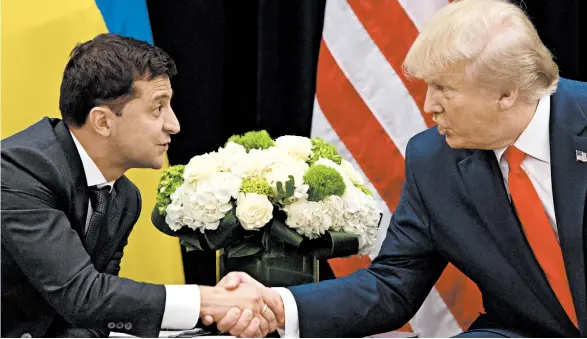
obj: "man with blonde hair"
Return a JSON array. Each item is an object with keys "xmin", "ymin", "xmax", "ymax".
[{"xmin": 212, "ymin": 0, "xmax": 586, "ymax": 337}]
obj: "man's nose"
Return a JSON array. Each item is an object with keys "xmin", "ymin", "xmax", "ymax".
[
  {"xmin": 423, "ymin": 86, "xmax": 442, "ymax": 114},
  {"xmin": 164, "ymin": 108, "xmax": 180, "ymax": 134}
]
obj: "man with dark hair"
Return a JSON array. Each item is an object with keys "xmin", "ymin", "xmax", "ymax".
[{"xmin": 1, "ymin": 33, "xmax": 281, "ymax": 338}]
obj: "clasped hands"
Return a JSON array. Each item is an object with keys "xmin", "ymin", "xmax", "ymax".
[{"xmin": 199, "ymin": 272, "xmax": 285, "ymax": 337}]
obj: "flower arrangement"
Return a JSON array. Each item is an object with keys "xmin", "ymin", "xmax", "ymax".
[{"xmin": 153, "ymin": 131, "xmax": 380, "ymax": 262}]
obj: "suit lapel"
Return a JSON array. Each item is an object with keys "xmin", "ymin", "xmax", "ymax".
[
  {"xmin": 53, "ymin": 121, "xmax": 89, "ymax": 237},
  {"xmin": 458, "ymin": 150, "xmax": 568, "ymax": 323},
  {"xmin": 549, "ymin": 84, "xmax": 587, "ymax": 333}
]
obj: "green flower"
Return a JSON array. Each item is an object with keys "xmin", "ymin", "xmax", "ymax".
[
  {"xmin": 241, "ymin": 177, "xmax": 273, "ymax": 197},
  {"xmin": 156, "ymin": 165, "xmax": 185, "ymax": 215},
  {"xmin": 308, "ymin": 137, "xmax": 342, "ymax": 165},
  {"xmin": 227, "ymin": 130, "xmax": 275, "ymax": 152},
  {"xmin": 355, "ymin": 183, "xmax": 373, "ymax": 196},
  {"xmin": 304, "ymin": 164, "xmax": 346, "ymax": 201}
]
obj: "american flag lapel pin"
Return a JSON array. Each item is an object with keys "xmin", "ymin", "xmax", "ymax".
[{"xmin": 576, "ymin": 150, "xmax": 587, "ymax": 162}]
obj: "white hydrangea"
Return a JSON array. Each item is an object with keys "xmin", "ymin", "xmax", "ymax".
[
  {"xmin": 184, "ymin": 152, "xmax": 222, "ymax": 182},
  {"xmin": 320, "ymin": 195, "xmax": 346, "ymax": 230},
  {"xmin": 165, "ymin": 184, "xmax": 187, "ymax": 232},
  {"xmin": 167, "ymin": 172, "xmax": 242, "ymax": 233},
  {"xmin": 218, "ymin": 141, "xmax": 247, "ymax": 173},
  {"xmin": 275, "ymin": 135, "xmax": 313, "ymax": 162},
  {"xmin": 236, "ymin": 193, "xmax": 274, "ymax": 230},
  {"xmin": 340, "ymin": 185, "xmax": 380, "ymax": 254},
  {"xmin": 282, "ymin": 200, "xmax": 332, "ymax": 239}
]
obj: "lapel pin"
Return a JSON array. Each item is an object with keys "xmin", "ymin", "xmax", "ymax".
[{"xmin": 576, "ymin": 150, "xmax": 587, "ymax": 162}]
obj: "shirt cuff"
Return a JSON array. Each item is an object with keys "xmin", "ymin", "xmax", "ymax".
[
  {"xmin": 161, "ymin": 285, "xmax": 200, "ymax": 330},
  {"xmin": 273, "ymin": 287, "xmax": 300, "ymax": 338}
]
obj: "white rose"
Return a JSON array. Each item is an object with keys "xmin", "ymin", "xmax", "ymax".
[
  {"xmin": 231, "ymin": 148, "xmax": 273, "ymax": 179},
  {"xmin": 275, "ymin": 135, "xmax": 313, "ymax": 162},
  {"xmin": 184, "ymin": 152, "xmax": 222, "ymax": 182},
  {"xmin": 340, "ymin": 159, "xmax": 364, "ymax": 185},
  {"xmin": 264, "ymin": 162, "xmax": 308, "ymax": 197},
  {"xmin": 236, "ymin": 193, "xmax": 274, "ymax": 230}
]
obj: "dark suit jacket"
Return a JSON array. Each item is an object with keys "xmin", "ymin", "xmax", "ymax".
[
  {"xmin": 1, "ymin": 118, "xmax": 166, "ymax": 338},
  {"xmin": 289, "ymin": 78, "xmax": 587, "ymax": 337}
]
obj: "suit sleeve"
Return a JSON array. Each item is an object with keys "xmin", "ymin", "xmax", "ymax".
[
  {"xmin": 288, "ymin": 139, "xmax": 448, "ymax": 337},
  {"xmin": 1, "ymin": 158, "xmax": 166, "ymax": 338}
]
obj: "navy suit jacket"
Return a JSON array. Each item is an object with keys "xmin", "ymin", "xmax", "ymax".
[{"xmin": 289, "ymin": 78, "xmax": 587, "ymax": 337}]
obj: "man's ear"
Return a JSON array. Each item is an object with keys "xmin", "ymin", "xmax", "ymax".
[
  {"xmin": 87, "ymin": 106, "xmax": 113, "ymax": 137},
  {"xmin": 497, "ymin": 88, "xmax": 518, "ymax": 111}
]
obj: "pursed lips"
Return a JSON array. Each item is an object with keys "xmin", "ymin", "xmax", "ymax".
[{"xmin": 158, "ymin": 140, "xmax": 171, "ymax": 149}]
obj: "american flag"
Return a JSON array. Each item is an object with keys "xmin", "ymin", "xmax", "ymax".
[{"xmin": 313, "ymin": 0, "xmax": 483, "ymax": 336}]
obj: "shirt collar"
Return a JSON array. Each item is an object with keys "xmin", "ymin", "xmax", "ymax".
[
  {"xmin": 70, "ymin": 132, "xmax": 115, "ymax": 190},
  {"xmin": 494, "ymin": 95, "xmax": 551, "ymax": 164}
]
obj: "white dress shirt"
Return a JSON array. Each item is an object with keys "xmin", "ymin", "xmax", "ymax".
[
  {"xmin": 275, "ymin": 95, "xmax": 558, "ymax": 338},
  {"xmin": 70, "ymin": 133, "xmax": 201, "ymax": 330},
  {"xmin": 493, "ymin": 95, "xmax": 558, "ymax": 238}
]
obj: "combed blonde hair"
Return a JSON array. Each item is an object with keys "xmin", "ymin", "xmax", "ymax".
[{"xmin": 403, "ymin": 0, "xmax": 559, "ymax": 101}]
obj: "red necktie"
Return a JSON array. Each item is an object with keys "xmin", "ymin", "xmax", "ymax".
[{"xmin": 505, "ymin": 146, "xmax": 577, "ymax": 327}]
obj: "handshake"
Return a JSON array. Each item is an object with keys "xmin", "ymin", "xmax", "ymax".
[{"xmin": 199, "ymin": 272, "xmax": 286, "ymax": 337}]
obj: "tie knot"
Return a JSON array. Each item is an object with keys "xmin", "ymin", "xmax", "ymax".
[
  {"xmin": 504, "ymin": 146, "xmax": 525, "ymax": 169},
  {"xmin": 89, "ymin": 186, "xmax": 111, "ymax": 213}
]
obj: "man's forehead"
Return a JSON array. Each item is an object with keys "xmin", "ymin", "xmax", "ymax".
[
  {"xmin": 429, "ymin": 66, "xmax": 468, "ymax": 86},
  {"xmin": 133, "ymin": 76, "xmax": 172, "ymax": 98}
]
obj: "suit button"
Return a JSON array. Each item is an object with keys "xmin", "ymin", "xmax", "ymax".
[
  {"xmin": 21, "ymin": 334, "xmax": 32, "ymax": 338},
  {"xmin": 116, "ymin": 322, "xmax": 124, "ymax": 329},
  {"xmin": 124, "ymin": 323, "xmax": 132, "ymax": 330},
  {"xmin": 108, "ymin": 322, "xmax": 116, "ymax": 329}
]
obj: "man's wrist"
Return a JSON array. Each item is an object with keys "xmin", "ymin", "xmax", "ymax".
[{"xmin": 199, "ymin": 286, "xmax": 218, "ymax": 319}]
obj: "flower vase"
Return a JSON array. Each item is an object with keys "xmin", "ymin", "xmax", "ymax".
[{"xmin": 216, "ymin": 235, "xmax": 319, "ymax": 287}]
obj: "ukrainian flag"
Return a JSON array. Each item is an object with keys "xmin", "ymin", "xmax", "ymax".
[{"xmin": 1, "ymin": 0, "xmax": 185, "ymax": 284}]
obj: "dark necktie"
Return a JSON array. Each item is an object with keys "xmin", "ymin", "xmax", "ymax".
[{"xmin": 86, "ymin": 186, "xmax": 112, "ymax": 254}]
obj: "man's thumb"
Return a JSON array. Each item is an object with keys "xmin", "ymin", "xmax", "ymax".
[{"xmin": 221, "ymin": 272, "xmax": 242, "ymax": 290}]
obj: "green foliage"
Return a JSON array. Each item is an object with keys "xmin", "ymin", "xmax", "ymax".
[
  {"xmin": 227, "ymin": 130, "xmax": 275, "ymax": 152},
  {"xmin": 156, "ymin": 165, "xmax": 185, "ymax": 215},
  {"xmin": 308, "ymin": 137, "xmax": 343, "ymax": 165},
  {"xmin": 304, "ymin": 165, "xmax": 346, "ymax": 202},
  {"xmin": 241, "ymin": 177, "xmax": 273, "ymax": 196},
  {"xmin": 355, "ymin": 183, "xmax": 373, "ymax": 196},
  {"xmin": 275, "ymin": 175, "xmax": 296, "ymax": 203}
]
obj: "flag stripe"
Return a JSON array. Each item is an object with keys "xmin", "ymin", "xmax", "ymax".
[
  {"xmin": 316, "ymin": 40, "xmax": 406, "ymax": 212},
  {"xmin": 410, "ymin": 284, "xmax": 462, "ymax": 337},
  {"xmin": 347, "ymin": 0, "xmax": 434, "ymax": 128},
  {"xmin": 436, "ymin": 265, "xmax": 484, "ymax": 330},
  {"xmin": 311, "ymin": 100, "xmax": 393, "ymax": 258},
  {"xmin": 322, "ymin": 0, "xmax": 428, "ymax": 156},
  {"xmin": 397, "ymin": 0, "xmax": 449, "ymax": 30}
]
